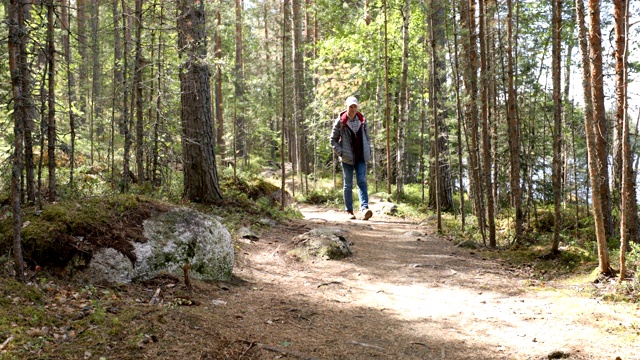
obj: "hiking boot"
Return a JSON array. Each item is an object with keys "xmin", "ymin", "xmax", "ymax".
[
  {"xmin": 346, "ymin": 210, "xmax": 356, "ymax": 220},
  {"xmin": 360, "ymin": 208, "xmax": 373, "ymax": 220}
]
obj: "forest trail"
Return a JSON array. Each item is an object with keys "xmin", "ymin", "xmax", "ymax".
[{"xmin": 215, "ymin": 204, "xmax": 640, "ymax": 359}]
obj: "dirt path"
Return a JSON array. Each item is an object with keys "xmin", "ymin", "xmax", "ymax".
[{"xmin": 213, "ymin": 205, "xmax": 639, "ymax": 359}]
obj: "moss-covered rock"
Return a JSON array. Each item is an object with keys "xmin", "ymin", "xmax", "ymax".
[
  {"xmin": 289, "ymin": 227, "xmax": 352, "ymax": 260},
  {"xmin": 133, "ymin": 207, "xmax": 234, "ymax": 282}
]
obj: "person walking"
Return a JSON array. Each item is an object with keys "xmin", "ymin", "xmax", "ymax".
[{"xmin": 330, "ymin": 96, "xmax": 373, "ymax": 220}]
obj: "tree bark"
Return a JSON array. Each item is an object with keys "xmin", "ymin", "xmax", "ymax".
[
  {"xmin": 461, "ymin": 0, "xmax": 486, "ymax": 243},
  {"xmin": 90, "ymin": 0, "xmax": 101, "ymax": 166},
  {"xmin": 151, "ymin": 5, "xmax": 165, "ymax": 187},
  {"xmin": 428, "ymin": 1, "xmax": 454, "ymax": 212},
  {"xmin": 383, "ymin": 0, "xmax": 391, "ymax": 194},
  {"xmin": 551, "ymin": 0, "xmax": 563, "ymax": 252},
  {"xmin": 8, "ymin": 0, "xmax": 26, "ymax": 281},
  {"xmin": 588, "ymin": 0, "xmax": 613, "ymax": 243},
  {"xmin": 215, "ymin": 10, "xmax": 225, "ymax": 155},
  {"xmin": 281, "ymin": 0, "xmax": 289, "ymax": 209},
  {"xmin": 177, "ymin": 0, "xmax": 223, "ymax": 203},
  {"xmin": 77, "ymin": 0, "xmax": 88, "ymax": 165},
  {"xmin": 235, "ymin": 0, "xmax": 246, "ymax": 160},
  {"xmin": 62, "ymin": 0, "xmax": 77, "ymax": 188},
  {"xmin": 292, "ymin": 0, "xmax": 308, "ymax": 194},
  {"xmin": 578, "ymin": 0, "xmax": 610, "ymax": 274},
  {"xmin": 134, "ymin": 0, "xmax": 145, "ymax": 183},
  {"xmin": 614, "ymin": 0, "xmax": 632, "ymax": 279},
  {"xmin": 479, "ymin": 0, "xmax": 496, "ymax": 246},
  {"xmin": 507, "ymin": 0, "xmax": 523, "ymax": 242},
  {"xmin": 121, "ymin": 0, "xmax": 132, "ymax": 192},
  {"xmin": 396, "ymin": 0, "xmax": 409, "ymax": 198},
  {"xmin": 47, "ymin": 0, "xmax": 56, "ymax": 202},
  {"xmin": 17, "ymin": 2, "xmax": 35, "ymax": 204},
  {"xmin": 447, "ymin": 5, "xmax": 466, "ymax": 230}
]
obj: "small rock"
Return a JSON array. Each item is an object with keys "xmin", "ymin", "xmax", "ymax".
[
  {"xmin": 403, "ymin": 231, "xmax": 424, "ymax": 237},
  {"xmin": 259, "ymin": 218, "xmax": 278, "ymax": 227},
  {"xmin": 211, "ymin": 299, "xmax": 227, "ymax": 306},
  {"xmin": 457, "ymin": 240, "xmax": 479, "ymax": 249},
  {"xmin": 547, "ymin": 350, "xmax": 570, "ymax": 359},
  {"xmin": 238, "ymin": 227, "xmax": 259, "ymax": 240}
]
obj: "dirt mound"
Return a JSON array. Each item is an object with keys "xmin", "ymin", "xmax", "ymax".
[{"xmin": 0, "ymin": 195, "xmax": 171, "ymax": 272}]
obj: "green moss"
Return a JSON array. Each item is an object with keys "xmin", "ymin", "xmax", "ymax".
[
  {"xmin": 90, "ymin": 302, "xmax": 107, "ymax": 325},
  {"xmin": 287, "ymin": 237, "xmax": 350, "ymax": 261},
  {"xmin": 22, "ymin": 305, "xmax": 46, "ymax": 325},
  {"xmin": 1, "ymin": 195, "xmax": 171, "ymax": 270},
  {"xmin": 0, "ymin": 279, "xmax": 44, "ymax": 304},
  {"xmin": 304, "ymin": 188, "xmax": 342, "ymax": 205},
  {"xmin": 480, "ymin": 244, "xmax": 596, "ymax": 278}
]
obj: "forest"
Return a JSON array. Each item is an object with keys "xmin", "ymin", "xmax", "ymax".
[
  {"xmin": 2, "ymin": 0, "xmax": 640, "ymax": 283},
  {"xmin": 3, "ymin": 0, "xmax": 640, "ymax": 357}
]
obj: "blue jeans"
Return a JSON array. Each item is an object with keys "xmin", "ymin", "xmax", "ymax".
[{"xmin": 342, "ymin": 160, "xmax": 369, "ymax": 212}]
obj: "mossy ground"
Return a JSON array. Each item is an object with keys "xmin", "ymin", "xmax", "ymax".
[{"xmin": 0, "ymin": 195, "xmax": 172, "ymax": 272}]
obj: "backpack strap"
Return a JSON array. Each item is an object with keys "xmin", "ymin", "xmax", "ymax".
[{"xmin": 340, "ymin": 110, "xmax": 366, "ymax": 124}]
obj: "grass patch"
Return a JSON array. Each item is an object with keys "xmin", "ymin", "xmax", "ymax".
[{"xmin": 480, "ymin": 244, "xmax": 597, "ymax": 279}]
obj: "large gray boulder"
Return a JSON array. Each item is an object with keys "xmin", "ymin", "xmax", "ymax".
[
  {"xmin": 87, "ymin": 248, "xmax": 133, "ymax": 284},
  {"xmin": 87, "ymin": 207, "xmax": 234, "ymax": 283}
]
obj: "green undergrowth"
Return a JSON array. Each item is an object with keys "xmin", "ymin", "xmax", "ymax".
[
  {"xmin": 0, "ymin": 173, "xmax": 305, "ymax": 359},
  {"xmin": 212, "ymin": 174, "xmax": 303, "ymax": 230}
]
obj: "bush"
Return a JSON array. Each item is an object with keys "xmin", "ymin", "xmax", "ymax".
[{"xmin": 303, "ymin": 188, "xmax": 341, "ymax": 205}]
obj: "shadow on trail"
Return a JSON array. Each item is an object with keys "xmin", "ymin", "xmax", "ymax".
[
  {"xmin": 215, "ymin": 267, "xmax": 503, "ymax": 359},
  {"xmin": 213, "ymin": 205, "xmax": 638, "ymax": 360}
]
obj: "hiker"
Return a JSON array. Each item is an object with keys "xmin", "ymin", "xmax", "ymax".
[{"xmin": 330, "ymin": 96, "xmax": 373, "ymax": 220}]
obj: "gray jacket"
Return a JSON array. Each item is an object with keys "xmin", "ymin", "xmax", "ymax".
[{"xmin": 330, "ymin": 111, "xmax": 372, "ymax": 165}]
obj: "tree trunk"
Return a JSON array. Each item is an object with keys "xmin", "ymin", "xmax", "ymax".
[
  {"xmin": 281, "ymin": 0, "xmax": 289, "ymax": 209},
  {"xmin": 121, "ymin": 0, "xmax": 131, "ymax": 192},
  {"xmin": 16, "ymin": 2, "xmax": 35, "ymax": 204},
  {"xmin": 429, "ymin": 6, "xmax": 442, "ymax": 232},
  {"xmin": 152, "ymin": 6, "xmax": 165, "ymax": 187},
  {"xmin": 479, "ymin": 0, "xmax": 496, "ymax": 246},
  {"xmin": 134, "ymin": 0, "xmax": 145, "ymax": 183},
  {"xmin": 47, "ymin": 0, "xmax": 56, "ymax": 202},
  {"xmin": 507, "ymin": 0, "xmax": 523, "ymax": 242},
  {"xmin": 588, "ymin": 0, "xmax": 614, "ymax": 243},
  {"xmin": 614, "ymin": 0, "xmax": 632, "ymax": 279},
  {"xmin": 235, "ymin": 0, "xmax": 246, "ymax": 161},
  {"xmin": 78, "ymin": 0, "xmax": 88, "ymax": 156},
  {"xmin": 8, "ymin": 0, "xmax": 26, "ymax": 281},
  {"xmin": 461, "ymin": 0, "xmax": 486, "ymax": 243},
  {"xmin": 447, "ymin": 6, "xmax": 466, "ymax": 230},
  {"xmin": 563, "ymin": 17, "xmax": 574, "ymax": 207},
  {"xmin": 551, "ymin": 0, "xmax": 563, "ymax": 252},
  {"xmin": 428, "ymin": 1, "xmax": 454, "ymax": 212},
  {"xmin": 90, "ymin": 0, "xmax": 101, "ymax": 166},
  {"xmin": 177, "ymin": 0, "xmax": 223, "ymax": 203},
  {"xmin": 383, "ymin": 0, "xmax": 391, "ymax": 194},
  {"xmin": 38, "ymin": 60, "xmax": 47, "ymax": 207},
  {"xmin": 111, "ymin": 0, "xmax": 123, "ymax": 186},
  {"xmin": 215, "ymin": 10, "xmax": 225, "ymax": 155},
  {"xmin": 62, "ymin": 0, "xmax": 77, "ymax": 188},
  {"xmin": 292, "ymin": 0, "xmax": 308, "ymax": 194},
  {"xmin": 578, "ymin": 0, "xmax": 610, "ymax": 274},
  {"xmin": 396, "ymin": 0, "xmax": 410, "ymax": 199}
]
